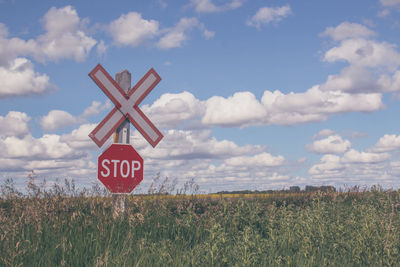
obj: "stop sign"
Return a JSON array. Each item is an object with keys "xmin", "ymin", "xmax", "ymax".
[{"xmin": 98, "ymin": 144, "xmax": 143, "ymax": 193}]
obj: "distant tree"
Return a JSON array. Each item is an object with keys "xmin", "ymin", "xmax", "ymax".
[
  {"xmin": 320, "ymin": 186, "xmax": 336, "ymax": 192},
  {"xmin": 305, "ymin": 185, "xmax": 336, "ymax": 193},
  {"xmin": 305, "ymin": 185, "xmax": 318, "ymax": 192},
  {"xmin": 289, "ymin": 186, "xmax": 300, "ymax": 192}
]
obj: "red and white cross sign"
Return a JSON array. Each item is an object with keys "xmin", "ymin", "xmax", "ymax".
[{"xmin": 88, "ymin": 64, "xmax": 163, "ymax": 148}]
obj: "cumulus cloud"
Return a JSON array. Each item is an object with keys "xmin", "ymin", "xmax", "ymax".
[
  {"xmin": 0, "ymin": 123, "xmax": 96, "ymax": 178},
  {"xmin": 40, "ymin": 110, "xmax": 77, "ymax": 132},
  {"xmin": 0, "ymin": 134, "xmax": 84, "ymax": 160},
  {"xmin": 33, "ymin": 6, "xmax": 97, "ymax": 62},
  {"xmin": 0, "ymin": 58, "xmax": 53, "ymax": 98},
  {"xmin": 247, "ymin": 5, "xmax": 292, "ymax": 28},
  {"xmin": 60, "ymin": 123, "xmax": 97, "ymax": 150},
  {"xmin": 108, "ymin": 13, "xmax": 211, "ymax": 50},
  {"xmin": 157, "ymin": 17, "xmax": 208, "ymax": 49},
  {"xmin": 225, "ymin": 152, "xmax": 285, "ymax": 168},
  {"xmin": 96, "ymin": 40, "xmax": 107, "ymax": 57},
  {"xmin": 40, "ymin": 100, "xmax": 111, "ymax": 132},
  {"xmin": 157, "ymin": 17, "xmax": 197, "ymax": 49},
  {"xmin": 341, "ymin": 149, "xmax": 391, "ymax": 163},
  {"xmin": 377, "ymin": 71, "xmax": 400, "ymax": 92},
  {"xmin": 138, "ymin": 129, "xmax": 265, "ymax": 160},
  {"xmin": 370, "ymin": 134, "xmax": 400, "ymax": 153},
  {"xmin": 320, "ymin": 22, "xmax": 376, "ymax": 41},
  {"xmin": 309, "ymin": 149, "xmax": 392, "ymax": 183},
  {"xmin": 307, "ymin": 135, "xmax": 351, "ymax": 154},
  {"xmin": 0, "ymin": 6, "xmax": 96, "ymax": 63},
  {"xmin": 320, "ymin": 22, "xmax": 400, "ymax": 95},
  {"xmin": 142, "ymin": 91, "xmax": 205, "ymax": 128},
  {"xmin": 130, "ymin": 128, "xmax": 289, "ymax": 192},
  {"xmin": 313, "ymin": 129, "xmax": 336, "ymax": 140},
  {"xmin": 309, "ymin": 154, "xmax": 343, "ymax": 177},
  {"xmin": 261, "ymin": 86, "xmax": 383, "ymax": 125},
  {"xmin": 190, "ymin": 0, "xmax": 244, "ymax": 13},
  {"xmin": 308, "ymin": 138, "xmax": 395, "ymax": 187},
  {"xmin": 202, "ymin": 92, "xmax": 267, "ymax": 127},
  {"xmin": 320, "ymin": 66, "xmax": 381, "ymax": 93},
  {"xmin": 0, "ymin": 23, "xmax": 35, "ymax": 66},
  {"xmin": 0, "ymin": 6, "xmax": 96, "ymax": 98},
  {"xmin": 324, "ymin": 38, "xmax": 400, "ymax": 70},
  {"xmin": 143, "ymin": 85, "xmax": 384, "ymax": 129},
  {"xmin": 0, "ymin": 111, "xmax": 30, "ymax": 137},
  {"xmin": 108, "ymin": 12, "xmax": 159, "ymax": 46},
  {"xmin": 81, "ymin": 100, "xmax": 112, "ymax": 118}
]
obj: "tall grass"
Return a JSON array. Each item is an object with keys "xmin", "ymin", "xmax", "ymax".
[{"xmin": 1, "ymin": 179, "xmax": 400, "ymax": 266}]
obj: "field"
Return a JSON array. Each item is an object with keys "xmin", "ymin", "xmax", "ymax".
[{"xmin": 1, "ymin": 180, "xmax": 400, "ymax": 266}]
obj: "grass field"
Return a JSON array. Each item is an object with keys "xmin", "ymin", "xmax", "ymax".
[{"xmin": 1, "ymin": 180, "xmax": 400, "ymax": 266}]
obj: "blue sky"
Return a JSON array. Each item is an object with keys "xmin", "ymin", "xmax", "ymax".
[{"xmin": 1, "ymin": 0, "xmax": 400, "ymax": 193}]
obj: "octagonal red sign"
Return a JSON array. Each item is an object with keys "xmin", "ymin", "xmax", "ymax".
[{"xmin": 98, "ymin": 144, "xmax": 143, "ymax": 193}]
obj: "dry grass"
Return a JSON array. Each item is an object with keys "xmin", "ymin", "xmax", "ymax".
[{"xmin": 1, "ymin": 178, "xmax": 400, "ymax": 266}]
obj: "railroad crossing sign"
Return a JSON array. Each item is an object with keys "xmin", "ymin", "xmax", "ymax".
[
  {"xmin": 88, "ymin": 64, "xmax": 163, "ymax": 147},
  {"xmin": 98, "ymin": 143, "xmax": 143, "ymax": 193}
]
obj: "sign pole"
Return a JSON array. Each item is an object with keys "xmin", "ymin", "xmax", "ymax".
[
  {"xmin": 89, "ymin": 64, "xmax": 163, "ymax": 217},
  {"xmin": 112, "ymin": 69, "xmax": 131, "ymax": 219}
]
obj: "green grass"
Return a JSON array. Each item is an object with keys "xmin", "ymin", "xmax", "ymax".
[{"xmin": 1, "ymin": 184, "xmax": 400, "ymax": 266}]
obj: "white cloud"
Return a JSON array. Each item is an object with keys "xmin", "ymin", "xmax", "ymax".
[
  {"xmin": 309, "ymin": 154, "xmax": 343, "ymax": 176},
  {"xmin": 308, "ymin": 132, "xmax": 400, "ymax": 187},
  {"xmin": 144, "ymin": 85, "xmax": 384, "ymax": 128},
  {"xmin": 190, "ymin": 0, "xmax": 244, "ymax": 13},
  {"xmin": 157, "ymin": 17, "xmax": 200, "ymax": 49},
  {"xmin": 0, "ymin": 111, "xmax": 30, "ymax": 137},
  {"xmin": 0, "ymin": 23, "xmax": 35, "ymax": 66},
  {"xmin": 313, "ymin": 129, "xmax": 336, "ymax": 140},
  {"xmin": 247, "ymin": 5, "xmax": 292, "ymax": 28},
  {"xmin": 137, "ymin": 129, "xmax": 265, "ymax": 160},
  {"xmin": 157, "ymin": 0, "xmax": 168, "ymax": 9},
  {"xmin": 142, "ymin": 91, "xmax": 205, "ymax": 128},
  {"xmin": 379, "ymin": 0, "xmax": 400, "ymax": 16},
  {"xmin": 203, "ymin": 29, "xmax": 215, "ymax": 39},
  {"xmin": 108, "ymin": 12, "xmax": 159, "ymax": 46},
  {"xmin": 202, "ymin": 91, "xmax": 267, "ymax": 127},
  {"xmin": 0, "ymin": 123, "xmax": 96, "ymax": 178},
  {"xmin": 40, "ymin": 100, "xmax": 112, "ymax": 132},
  {"xmin": 380, "ymin": 0, "xmax": 400, "ymax": 7},
  {"xmin": 96, "ymin": 40, "xmax": 107, "ymax": 57},
  {"xmin": 60, "ymin": 123, "xmax": 97, "ymax": 150},
  {"xmin": 308, "ymin": 151, "xmax": 390, "ymax": 182},
  {"xmin": 108, "ymin": 13, "xmax": 211, "ymax": 50},
  {"xmin": 307, "ymin": 135, "xmax": 351, "ymax": 154},
  {"xmin": 0, "ymin": 58, "xmax": 53, "ymax": 98},
  {"xmin": 33, "ymin": 6, "xmax": 97, "ymax": 62},
  {"xmin": 370, "ymin": 134, "xmax": 400, "ymax": 152},
  {"xmin": 40, "ymin": 110, "xmax": 77, "ymax": 132},
  {"xmin": 342, "ymin": 149, "xmax": 391, "ymax": 163},
  {"xmin": 0, "ymin": 6, "xmax": 96, "ymax": 99},
  {"xmin": 0, "ymin": 134, "xmax": 84, "ymax": 160},
  {"xmin": 320, "ymin": 66, "xmax": 380, "ymax": 93},
  {"xmin": 324, "ymin": 38, "xmax": 400, "ymax": 70},
  {"xmin": 130, "ymin": 128, "xmax": 290, "ymax": 192},
  {"xmin": 377, "ymin": 70, "xmax": 400, "ymax": 92},
  {"xmin": 261, "ymin": 86, "xmax": 383, "ymax": 125},
  {"xmin": 225, "ymin": 152, "xmax": 285, "ymax": 168},
  {"xmin": 320, "ymin": 22, "xmax": 376, "ymax": 41},
  {"xmin": 81, "ymin": 100, "xmax": 112, "ymax": 118},
  {"xmin": 0, "ymin": 6, "xmax": 96, "ymax": 64},
  {"xmin": 320, "ymin": 22, "xmax": 400, "ymax": 95}
]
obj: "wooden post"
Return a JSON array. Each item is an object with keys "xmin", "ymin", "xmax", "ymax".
[{"xmin": 112, "ymin": 69, "xmax": 131, "ymax": 219}]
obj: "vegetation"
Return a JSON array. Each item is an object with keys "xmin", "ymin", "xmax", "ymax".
[{"xmin": 1, "ymin": 178, "xmax": 400, "ymax": 266}]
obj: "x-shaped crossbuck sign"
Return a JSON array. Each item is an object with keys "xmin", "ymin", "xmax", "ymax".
[{"xmin": 88, "ymin": 64, "xmax": 163, "ymax": 148}]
